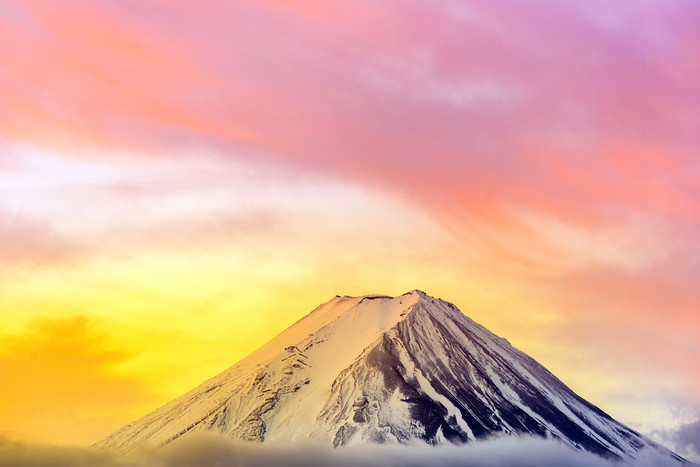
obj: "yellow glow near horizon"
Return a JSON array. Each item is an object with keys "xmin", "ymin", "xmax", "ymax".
[{"xmin": 1, "ymin": 230, "xmax": 683, "ymax": 444}]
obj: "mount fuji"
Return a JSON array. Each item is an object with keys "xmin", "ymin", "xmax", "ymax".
[{"xmin": 94, "ymin": 290, "xmax": 686, "ymax": 463}]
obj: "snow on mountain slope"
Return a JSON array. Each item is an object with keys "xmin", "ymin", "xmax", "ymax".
[{"xmin": 94, "ymin": 291, "xmax": 686, "ymax": 464}]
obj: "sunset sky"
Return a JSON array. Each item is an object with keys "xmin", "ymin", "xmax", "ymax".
[{"xmin": 1, "ymin": 0, "xmax": 699, "ymax": 457}]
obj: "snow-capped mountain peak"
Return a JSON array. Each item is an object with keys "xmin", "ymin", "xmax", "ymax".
[{"xmin": 94, "ymin": 291, "xmax": 687, "ymax": 464}]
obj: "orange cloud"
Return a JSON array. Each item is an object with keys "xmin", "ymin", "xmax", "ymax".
[{"xmin": 0, "ymin": 316, "xmax": 156, "ymax": 444}]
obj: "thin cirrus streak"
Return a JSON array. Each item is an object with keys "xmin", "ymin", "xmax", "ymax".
[{"xmin": 0, "ymin": 0, "xmax": 699, "ymax": 452}]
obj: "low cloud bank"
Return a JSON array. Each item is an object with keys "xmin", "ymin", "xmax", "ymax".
[
  {"xmin": 652, "ymin": 419, "xmax": 700, "ymax": 464},
  {"xmin": 675, "ymin": 420, "xmax": 700, "ymax": 461},
  {"xmin": 0, "ymin": 434, "xmax": 688, "ymax": 467}
]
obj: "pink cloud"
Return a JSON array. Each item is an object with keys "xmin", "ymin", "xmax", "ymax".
[
  {"xmin": 2, "ymin": 0, "xmax": 700, "ymax": 406},
  {"xmin": 0, "ymin": 210, "xmax": 82, "ymax": 268}
]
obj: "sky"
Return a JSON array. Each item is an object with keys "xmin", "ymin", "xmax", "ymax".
[{"xmin": 0, "ymin": 0, "xmax": 699, "ymax": 460}]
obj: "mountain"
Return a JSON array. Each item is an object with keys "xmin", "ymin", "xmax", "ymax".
[{"xmin": 94, "ymin": 290, "xmax": 686, "ymax": 463}]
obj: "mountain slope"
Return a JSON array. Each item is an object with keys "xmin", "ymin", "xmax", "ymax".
[{"xmin": 94, "ymin": 291, "xmax": 685, "ymax": 463}]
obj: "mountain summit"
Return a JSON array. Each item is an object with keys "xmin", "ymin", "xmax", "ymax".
[{"xmin": 95, "ymin": 290, "xmax": 685, "ymax": 463}]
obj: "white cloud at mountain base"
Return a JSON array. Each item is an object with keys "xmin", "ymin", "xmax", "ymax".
[
  {"xmin": 652, "ymin": 418, "xmax": 700, "ymax": 464},
  {"xmin": 0, "ymin": 433, "xmax": 687, "ymax": 467}
]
